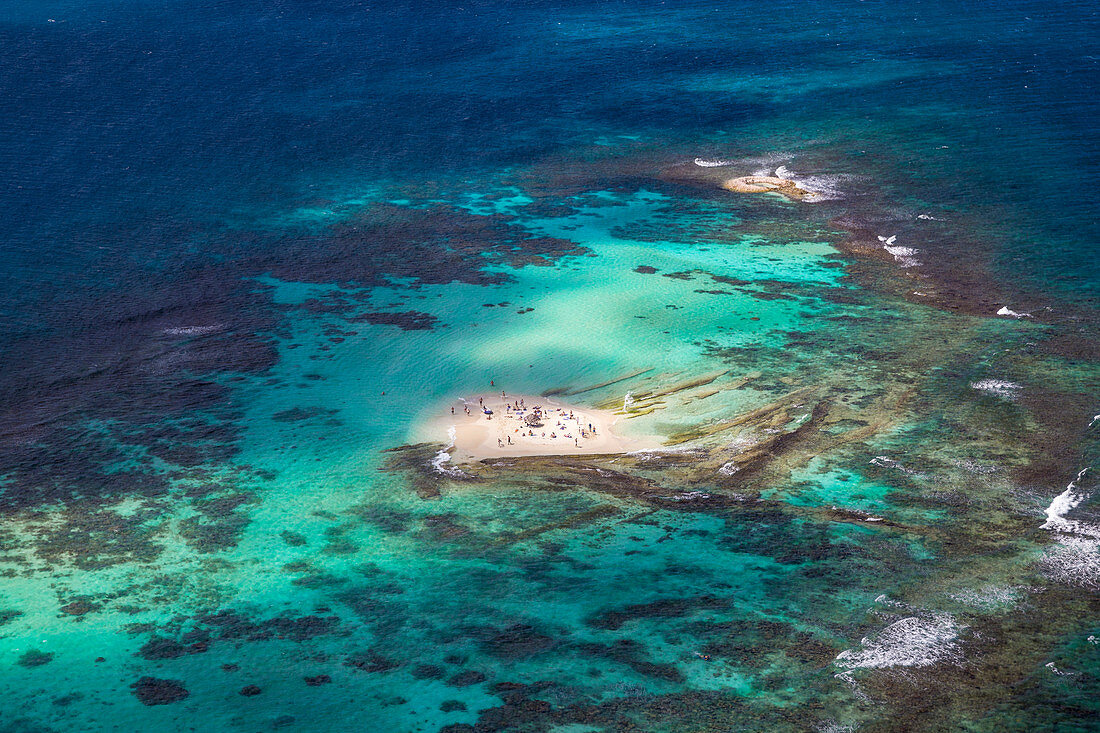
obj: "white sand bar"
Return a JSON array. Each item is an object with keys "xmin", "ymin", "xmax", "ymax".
[{"xmin": 437, "ymin": 393, "xmax": 659, "ymax": 460}]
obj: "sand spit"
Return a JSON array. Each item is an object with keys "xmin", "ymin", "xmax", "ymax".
[
  {"xmin": 721, "ymin": 175, "xmax": 810, "ymax": 201},
  {"xmin": 436, "ymin": 393, "xmax": 660, "ymax": 461}
]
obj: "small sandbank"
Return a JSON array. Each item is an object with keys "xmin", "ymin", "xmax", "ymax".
[
  {"xmin": 721, "ymin": 175, "xmax": 810, "ymax": 201},
  {"xmin": 435, "ymin": 393, "xmax": 660, "ymax": 461}
]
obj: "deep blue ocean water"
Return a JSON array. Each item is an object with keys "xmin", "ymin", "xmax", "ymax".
[{"xmin": 1, "ymin": 1, "xmax": 1098, "ymax": 731}]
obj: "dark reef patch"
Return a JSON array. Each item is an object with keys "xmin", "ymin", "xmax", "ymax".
[
  {"xmin": 344, "ymin": 650, "xmax": 399, "ymax": 673},
  {"xmin": 131, "ymin": 677, "xmax": 189, "ymax": 706},
  {"xmin": 260, "ymin": 203, "xmax": 591, "ymax": 288},
  {"xmin": 139, "ymin": 636, "xmax": 208, "ymax": 661},
  {"xmin": 423, "ymin": 514, "xmax": 473, "ymax": 541},
  {"xmin": 412, "ymin": 664, "xmax": 445, "ymax": 680},
  {"xmin": 280, "ymin": 530, "xmax": 308, "ymax": 546},
  {"xmin": 134, "ymin": 609, "xmax": 341, "ymax": 662},
  {"xmin": 349, "ymin": 310, "xmax": 439, "ymax": 331},
  {"xmin": 178, "ymin": 511, "xmax": 251, "ymax": 553},
  {"xmin": 272, "ymin": 406, "xmax": 339, "ymax": 423},
  {"xmin": 587, "ymin": 595, "xmax": 727, "ymax": 631},
  {"xmin": 577, "ymin": 639, "xmax": 685, "ymax": 683},
  {"xmin": 446, "ymin": 670, "xmax": 488, "ymax": 687},
  {"xmin": 16, "ymin": 649, "xmax": 54, "ymax": 668},
  {"xmin": 711, "ymin": 274, "xmax": 751, "ymax": 286},
  {"xmin": 199, "ymin": 610, "xmax": 340, "ymax": 642},
  {"xmin": 480, "ymin": 624, "xmax": 556, "ymax": 659}
]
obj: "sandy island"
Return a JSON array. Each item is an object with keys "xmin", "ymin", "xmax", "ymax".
[
  {"xmin": 435, "ymin": 393, "xmax": 660, "ymax": 461},
  {"xmin": 721, "ymin": 175, "xmax": 809, "ymax": 201}
]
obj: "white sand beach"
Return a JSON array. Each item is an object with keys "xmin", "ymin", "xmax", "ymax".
[{"xmin": 436, "ymin": 392, "xmax": 658, "ymax": 460}]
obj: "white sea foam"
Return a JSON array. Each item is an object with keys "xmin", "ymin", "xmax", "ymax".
[
  {"xmin": 726, "ymin": 435, "xmax": 759, "ymax": 451},
  {"xmin": 953, "ymin": 458, "xmax": 998, "ymax": 474},
  {"xmin": 772, "ymin": 165, "xmax": 846, "ymax": 202},
  {"xmin": 885, "ymin": 245, "xmax": 920, "ymax": 265},
  {"xmin": 1041, "ymin": 537, "xmax": 1100, "ymax": 590},
  {"xmin": 970, "ymin": 378, "xmax": 1022, "ymax": 398},
  {"xmin": 693, "ymin": 157, "xmax": 732, "ymax": 167},
  {"xmin": 832, "ymin": 505, "xmax": 884, "ymax": 522},
  {"xmin": 916, "ymin": 213, "xmax": 944, "ymax": 221},
  {"xmin": 430, "ymin": 426, "xmax": 466, "ymax": 478},
  {"xmin": 874, "ymin": 594, "xmax": 917, "ymax": 612},
  {"xmin": 870, "ymin": 456, "xmax": 925, "ymax": 478},
  {"xmin": 876, "ymin": 234, "xmax": 920, "ymax": 267},
  {"xmin": 816, "ymin": 723, "xmax": 856, "ymax": 733},
  {"xmin": 666, "ymin": 490, "xmax": 712, "ymax": 501},
  {"xmin": 799, "ymin": 174, "xmax": 848, "ymax": 201},
  {"xmin": 996, "ymin": 306, "xmax": 1032, "ymax": 318},
  {"xmin": 834, "ymin": 613, "xmax": 963, "ymax": 675},
  {"xmin": 1039, "ymin": 467, "xmax": 1100, "ymax": 588},
  {"xmin": 741, "ymin": 151, "xmax": 795, "ymax": 169},
  {"xmin": 164, "ymin": 324, "xmax": 223, "ymax": 336},
  {"xmin": 625, "ymin": 446, "xmax": 699, "ymax": 458},
  {"xmin": 1046, "ymin": 662, "xmax": 1072, "ymax": 676},
  {"xmin": 717, "ymin": 461, "xmax": 740, "ymax": 476},
  {"xmin": 1087, "ymin": 413, "xmax": 1099, "ymax": 428},
  {"xmin": 948, "ymin": 585, "xmax": 1025, "ymax": 611},
  {"xmin": 1041, "ymin": 469, "xmax": 1099, "ymax": 538}
]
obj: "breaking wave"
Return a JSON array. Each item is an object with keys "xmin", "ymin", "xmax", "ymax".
[
  {"xmin": 164, "ymin": 324, "xmax": 224, "ymax": 336},
  {"xmin": 970, "ymin": 378, "xmax": 1022, "ymax": 399},
  {"xmin": 876, "ymin": 234, "xmax": 921, "ymax": 267},
  {"xmin": 430, "ymin": 425, "xmax": 466, "ymax": 478},
  {"xmin": 1039, "ymin": 466, "xmax": 1100, "ymax": 589},
  {"xmin": 835, "ymin": 613, "xmax": 963, "ymax": 675}
]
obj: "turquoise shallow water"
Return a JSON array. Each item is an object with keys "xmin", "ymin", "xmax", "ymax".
[{"xmin": 1, "ymin": 1, "xmax": 1098, "ymax": 731}]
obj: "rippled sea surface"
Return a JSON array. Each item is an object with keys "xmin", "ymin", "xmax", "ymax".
[{"xmin": 1, "ymin": 1, "xmax": 1098, "ymax": 731}]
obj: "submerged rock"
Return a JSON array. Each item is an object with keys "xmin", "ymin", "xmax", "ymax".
[
  {"xmin": 131, "ymin": 677, "xmax": 189, "ymax": 705},
  {"xmin": 17, "ymin": 649, "xmax": 54, "ymax": 668}
]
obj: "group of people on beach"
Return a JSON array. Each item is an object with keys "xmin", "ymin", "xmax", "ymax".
[{"xmin": 452, "ymin": 385, "xmax": 598, "ymax": 451}]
